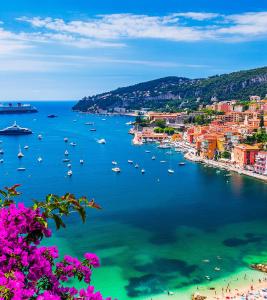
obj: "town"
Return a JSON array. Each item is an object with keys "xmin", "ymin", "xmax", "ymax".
[{"xmin": 130, "ymin": 95, "xmax": 267, "ymax": 180}]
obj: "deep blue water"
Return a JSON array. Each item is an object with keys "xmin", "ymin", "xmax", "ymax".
[{"xmin": 1, "ymin": 102, "xmax": 267, "ymax": 299}]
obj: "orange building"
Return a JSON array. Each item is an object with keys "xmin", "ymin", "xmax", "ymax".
[{"xmin": 233, "ymin": 144, "xmax": 260, "ymax": 168}]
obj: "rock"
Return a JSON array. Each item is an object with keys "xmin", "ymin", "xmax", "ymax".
[{"xmin": 192, "ymin": 293, "xmax": 207, "ymax": 300}]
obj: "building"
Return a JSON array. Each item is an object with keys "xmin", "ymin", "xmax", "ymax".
[
  {"xmin": 232, "ymin": 144, "xmax": 259, "ymax": 168},
  {"xmin": 254, "ymin": 151, "xmax": 267, "ymax": 175},
  {"xmin": 250, "ymin": 95, "xmax": 261, "ymax": 102}
]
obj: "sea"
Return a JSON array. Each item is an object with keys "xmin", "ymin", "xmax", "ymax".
[{"xmin": 0, "ymin": 101, "xmax": 267, "ymax": 300}]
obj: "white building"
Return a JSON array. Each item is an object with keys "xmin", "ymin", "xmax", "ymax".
[{"xmin": 254, "ymin": 151, "xmax": 267, "ymax": 175}]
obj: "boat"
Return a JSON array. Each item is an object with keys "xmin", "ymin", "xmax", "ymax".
[
  {"xmin": 145, "ymin": 150, "xmax": 151, "ymax": 153},
  {"xmin": 37, "ymin": 157, "xmax": 43, "ymax": 163},
  {"xmin": 80, "ymin": 159, "xmax": 84, "ymax": 164},
  {"xmin": 38, "ymin": 134, "xmax": 42, "ymax": 140},
  {"xmin": 112, "ymin": 167, "xmax": 121, "ymax": 173},
  {"xmin": 0, "ymin": 159, "xmax": 3, "ymax": 163},
  {"xmin": 24, "ymin": 145, "xmax": 29, "ymax": 150},
  {"xmin": 90, "ymin": 129, "xmax": 96, "ymax": 132},
  {"xmin": 85, "ymin": 122, "xmax": 94, "ymax": 125},
  {"xmin": 18, "ymin": 145, "xmax": 24, "ymax": 158},
  {"xmin": 157, "ymin": 144, "xmax": 171, "ymax": 149},
  {"xmin": 64, "ymin": 137, "xmax": 68, "ymax": 142},
  {"xmin": 102, "ymin": 118, "xmax": 106, "ymax": 121},
  {"xmin": 70, "ymin": 142, "xmax": 77, "ymax": 147},
  {"xmin": 62, "ymin": 158, "xmax": 70, "ymax": 162},
  {"xmin": 168, "ymin": 169, "xmax": 174, "ymax": 174},
  {"xmin": 126, "ymin": 121, "xmax": 134, "ymax": 125},
  {"xmin": 97, "ymin": 139, "xmax": 106, "ymax": 144},
  {"xmin": 128, "ymin": 160, "xmax": 133, "ymax": 164},
  {"xmin": 141, "ymin": 169, "xmax": 145, "ymax": 174},
  {"xmin": 0, "ymin": 102, "xmax": 37, "ymax": 114},
  {"xmin": 214, "ymin": 267, "xmax": 221, "ymax": 271},
  {"xmin": 160, "ymin": 160, "xmax": 166, "ymax": 163},
  {"xmin": 67, "ymin": 170, "xmax": 73, "ymax": 176},
  {"xmin": 179, "ymin": 162, "xmax": 185, "ymax": 166},
  {"xmin": 151, "ymin": 156, "xmax": 156, "ymax": 160},
  {"xmin": 112, "ymin": 161, "xmax": 117, "ymax": 165},
  {"xmin": 135, "ymin": 164, "xmax": 139, "ymax": 168},
  {"xmin": 0, "ymin": 149, "xmax": 4, "ymax": 155},
  {"xmin": 67, "ymin": 163, "xmax": 72, "ymax": 168},
  {"xmin": 17, "ymin": 167, "xmax": 26, "ymax": 171},
  {"xmin": 64, "ymin": 150, "xmax": 69, "ymax": 156},
  {"xmin": 47, "ymin": 114, "xmax": 57, "ymax": 118},
  {"xmin": 0, "ymin": 121, "xmax": 32, "ymax": 135}
]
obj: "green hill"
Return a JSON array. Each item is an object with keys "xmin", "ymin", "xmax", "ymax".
[{"xmin": 73, "ymin": 66, "xmax": 267, "ymax": 112}]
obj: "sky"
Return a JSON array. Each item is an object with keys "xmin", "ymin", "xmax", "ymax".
[{"xmin": 1, "ymin": 0, "xmax": 267, "ymax": 100}]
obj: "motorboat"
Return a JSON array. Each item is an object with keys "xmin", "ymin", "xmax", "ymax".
[
  {"xmin": 17, "ymin": 167, "xmax": 26, "ymax": 171},
  {"xmin": 128, "ymin": 160, "xmax": 133, "ymax": 164},
  {"xmin": 67, "ymin": 170, "xmax": 73, "ymax": 176},
  {"xmin": 152, "ymin": 156, "xmax": 156, "ymax": 160},
  {"xmin": 47, "ymin": 114, "xmax": 57, "ymax": 118},
  {"xmin": 70, "ymin": 142, "xmax": 77, "ymax": 147},
  {"xmin": 112, "ymin": 161, "xmax": 117, "ymax": 165},
  {"xmin": 64, "ymin": 137, "xmax": 68, "ymax": 142},
  {"xmin": 0, "ymin": 149, "xmax": 4, "ymax": 155},
  {"xmin": 80, "ymin": 159, "xmax": 84, "ymax": 164},
  {"xmin": 160, "ymin": 160, "xmax": 166, "ymax": 163},
  {"xmin": 112, "ymin": 167, "xmax": 121, "ymax": 173},
  {"xmin": 97, "ymin": 139, "xmax": 106, "ymax": 144},
  {"xmin": 67, "ymin": 163, "xmax": 72, "ymax": 168},
  {"xmin": 37, "ymin": 157, "xmax": 43, "ymax": 163},
  {"xmin": 168, "ymin": 169, "xmax": 174, "ymax": 174},
  {"xmin": 179, "ymin": 162, "xmax": 185, "ymax": 166},
  {"xmin": 24, "ymin": 145, "xmax": 29, "ymax": 150},
  {"xmin": 90, "ymin": 129, "xmax": 96, "ymax": 132},
  {"xmin": 63, "ymin": 158, "xmax": 70, "ymax": 162},
  {"xmin": 85, "ymin": 122, "xmax": 94, "ymax": 125},
  {"xmin": 38, "ymin": 134, "xmax": 42, "ymax": 140},
  {"xmin": 145, "ymin": 150, "xmax": 151, "ymax": 153},
  {"xmin": 0, "ymin": 159, "xmax": 3, "ymax": 163},
  {"xmin": 18, "ymin": 145, "xmax": 24, "ymax": 158},
  {"xmin": 141, "ymin": 169, "xmax": 145, "ymax": 174}
]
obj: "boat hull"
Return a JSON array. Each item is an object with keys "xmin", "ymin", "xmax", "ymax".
[{"xmin": 0, "ymin": 131, "xmax": 32, "ymax": 135}]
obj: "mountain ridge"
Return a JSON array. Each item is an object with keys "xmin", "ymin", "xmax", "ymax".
[{"xmin": 73, "ymin": 66, "xmax": 267, "ymax": 112}]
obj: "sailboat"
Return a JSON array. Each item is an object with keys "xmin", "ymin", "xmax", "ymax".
[
  {"xmin": 18, "ymin": 145, "xmax": 24, "ymax": 158},
  {"xmin": 37, "ymin": 157, "xmax": 43, "ymax": 163},
  {"xmin": 64, "ymin": 150, "xmax": 69, "ymax": 156}
]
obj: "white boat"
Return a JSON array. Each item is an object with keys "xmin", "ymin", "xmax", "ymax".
[
  {"xmin": 70, "ymin": 142, "xmax": 77, "ymax": 147},
  {"xmin": 0, "ymin": 159, "xmax": 3, "ymax": 163},
  {"xmin": 135, "ymin": 164, "xmax": 139, "ymax": 168},
  {"xmin": 24, "ymin": 145, "xmax": 29, "ymax": 150},
  {"xmin": 112, "ymin": 167, "xmax": 121, "ymax": 173},
  {"xmin": 17, "ymin": 167, "xmax": 26, "ymax": 171},
  {"xmin": 160, "ymin": 160, "xmax": 166, "ymax": 163},
  {"xmin": 179, "ymin": 162, "xmax": 185, "ymax": 166},
  {"xmin": 0, "ymin": 149, "xmax": 4, "ymax": 154},
  {"xmin": 168, "ymin": 169, "xmax": 174, "ymax": 174},
  {"xmin": 102, "ymin": 118, "xmax": 106, "ymax": 121},
  {"xmin": 151, "ymin": 156, "xmax": 156, "ymax": 160},
  {"xmin": 112, "ymin": 161, "xmax": 117, "ymax": 165},
  {"xmin": 80, "ymin": 159, "xmax": 84, "ymax": 164},
  {"xmin": 157, "ymin": 144, "xmax": 171, "ymax": 149},
  {"xmin": 97, "ymin": 139, "xmax": 106, "ymax": 144},
  {"xmin": 67, "ymin": 170, "xmax": 73, "ymax": 176},
  {"xmin": 63, "ymin": 158, "xmax": 70, "ymax": 162},
  {"xmin": 18, "ymin": 145, "xmax": 24, "ymax": 158},
  {"xmin": 214, "ymin": 267, "xmax": 221, "ymax": 271},
  {"xmin": 128, "ymin": 160, "xmax": 133, "ymax": 164},
  {"xmin": 38, "ymin": 134, "xmax": 42, "ymax": 140},
  {"xmin": 37, "ymin": 157, "xmax": 43, "ymax": 163},
  {"xmin": 67, "ymin": 163, "xmax": 72, "ymax": 168},
  {"xmin": 145, "ymin": 150, "xmax": 151, "ymax": 153},
  {"xmin": 85, "ymin": 122, "xmax": 94, "ymax": 125},
  {"xmin": 64, "ymin": 150, "xmax": 69, "ymax": 156},
  {"xmin": 141, "ymin": 169, "xmax": 145, "ymax": 174},
  {"xmin": 64, "ymin": 137, "xmax": 68, "ymax": 142}
]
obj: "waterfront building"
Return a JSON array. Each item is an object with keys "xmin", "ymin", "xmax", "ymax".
[
  {"xmin": 250, "ymin": 95, "xmax": 261, "ymax": 102},
  {"xmin": 233, "ymin": 144, "xmax": 260, "ymax": 169},
  {"xmin": 254, "ymin": 152, "xmax": 267, "ymax": 175}
]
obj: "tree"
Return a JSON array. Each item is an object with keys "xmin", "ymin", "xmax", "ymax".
[
  {"xmin": 154, "ymin": 119, "xmax": 166, "ymax": 129},
  {"xmin": 0, "ymin": 184, "xmax": 110, "ymax": 300},
  {"xmin": 260, "ymin": 114, "xmax": 264, "ymax": 129},
  {"xmin": 221, "ymin": 151, "xmax": 231, "ymax": 159}
]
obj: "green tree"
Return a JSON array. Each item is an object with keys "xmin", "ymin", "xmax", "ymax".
[{"xmin": 154, "ymin": 119, "xmax": 166, "ymax": 128}]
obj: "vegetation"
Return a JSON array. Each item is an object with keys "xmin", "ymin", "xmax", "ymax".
[
  {"xmin": 73, "ymin": 66, "xmax": 267, "ymax": 112},
  {"xmin": 221, "ymin": 151, "xmax": 231, "ymax": 159},
  {"xmin": 135, "ymin": 116, "xmax": 149, "ymax": 127},
  {"xmin": 153, "ymin": 119, "xmax": 166, "ymax": 128},
  {"xmin": 0, "ymin": 184, "xmax": 109, "ymax": 300},
  {"xmin": 154, "ymin": 127, "xmax": 174, "ymax": 135},
  {"xmin": 244, "ymin": 131, "xmax": 267, "ymax": 145}
]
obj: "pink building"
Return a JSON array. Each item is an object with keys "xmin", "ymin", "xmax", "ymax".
[{"xmin": 254, "ymin": 151, "xmax": 267, "ymax": 175}]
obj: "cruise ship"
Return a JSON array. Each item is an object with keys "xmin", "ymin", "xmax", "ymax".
[
  {"xmin": 0, "ymin": 122, "xmax": 32, "ymax": 135},
  {"xmin": 0, "ymin": 103, "xmax": 37, "ymax": 114}
]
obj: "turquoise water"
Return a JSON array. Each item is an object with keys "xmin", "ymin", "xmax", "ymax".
[{"xmin": 1, "ymin": 102, "xmax": 267, "ymax": 299}]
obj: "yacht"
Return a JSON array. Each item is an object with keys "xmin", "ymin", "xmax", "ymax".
[
  {"xmin": 112, "ymin": 161, "xmax": 117, "ymax": 165},
  {"xmin": 151, "ymin": 156, "xmax": 156, "ymax": 160},
  {"xmin": 160, "ymin": 160, "xmax": 166, "ymax": 163},
  {"xmin": 90, "ymin": 128, "xmax": 96, "ymax": 132},
  {"xmin": 18, "ymin": 145, "xmax": 24, "ymax": 158},
  {"xmin": 157, "ymin": 144, "xmax": 171, "ymax": 149},
  {"xmin": 97, "ymin": 139, "xmax": 106, "ymax": 144},
  {"xmin": 64, "ymin": 137, "xmax": 68, "ymax": 143},
  {"xmin": 145, "ymin": 150, "xmax": 151, "ymax": 153},
  {"xmin": 47, "ymin": 114, "xmax": 57, "ymax": 118},
  {"xmin": 179, "ymin": 162, "xmax": 185, "ymax": 166},
  {"xmin": 0, "ymin": 149, "xmax": 4, "ymax": 155},
  {"xmin": 70, "ymin": 142, "xmax": 77, "ymax": 147},
  {"xmin": 0, "ymin": 159, "xmax": 3, "ymax": 163},
  {"xmin": 0, "ymin": 121, "xmax": 32, "ymax": 135},
  {"xmin": 24, "ymin": 145, "xmax": 29, "ymax": 150},
  {"xmin": 17, "ymin": 167, "xmax": 26, "ymax": 171},
  {"xmin": 63, "ymin": 158, "xmax": 70, "ymax": 162},
  {"xmin": 128, "ymin": 160, "xmax": 133, "ymax": 164},
  {"xmin": 37, "ymin": 157, "xmax": 43, "ymax": 163},
  {"xmin": 64, "ymin": 150, "xmax": 69, "ymax": 156},
  {"xmin": 141, "ymin": 169, "xmax": 145, "ymax": 174},
  {"xmin": 80, "ymin": 159, "xmax": 84, "ymax": 164},
  {"xmin": 67, "ymin": 163, "xmax": 72, "ymax": 168},
  {"xmin": 135, "ymin": 164, "xmax": 139, "ymax": 168},
  {"xmin": 38, "ymin": 134, "xmax": 42, "ymax": 140},
  {"xmin": 85, "ymin": 122, "xmax": 94, "ymax": 125},
  {"xmin": 168, "ymin": 169, "xmax": 174, "ymax": 174},
  {"xmin": 112, "ymin": 167, "xmax": 121, "ymax": 173},
  {"xmin": 67, "ymin": 170, "xmax": 73, "ymax": 176}
]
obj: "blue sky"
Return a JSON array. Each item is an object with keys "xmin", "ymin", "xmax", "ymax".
[{"xmin": 1, "ymin": 0, "xmax": 267, "ymax": 100}]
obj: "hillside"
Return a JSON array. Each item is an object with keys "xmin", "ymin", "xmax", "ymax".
[{"xmin": 73, "ymin": 66, "xmax": 267, "ymax": 112}]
